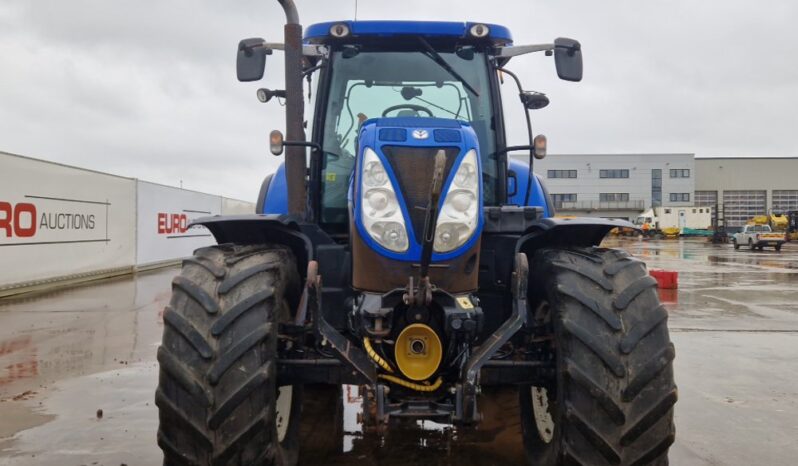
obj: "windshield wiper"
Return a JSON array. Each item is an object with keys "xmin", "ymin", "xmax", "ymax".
[{"xmin": 416, "ymin": 37, "xmax": 480, "ymax": 97}]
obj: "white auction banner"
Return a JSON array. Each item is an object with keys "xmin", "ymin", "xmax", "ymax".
[
  {"xmin": 222, "ymin": 197, "xmax": 255, "ymax": 215},
  {"xmin": 135, "ymin": 181, "xmax": 221, "ymax": 265},
  {"xmin": 0, "ymin": 152, "xmax": 137, "ymax": 289}
]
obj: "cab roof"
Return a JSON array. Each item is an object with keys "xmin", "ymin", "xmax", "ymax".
[{"xmin": 304, "ymin": 20, "xmax": 513, "ymax": 46}]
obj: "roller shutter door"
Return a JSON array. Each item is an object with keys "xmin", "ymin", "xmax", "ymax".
[{"xmin": 723, "ymin": 190, "xmax": 766, "ymax": 227}]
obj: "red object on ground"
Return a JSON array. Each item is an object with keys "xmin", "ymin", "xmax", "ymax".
[{"xmin": 650, "ymin": 269, "xmax": 678, "ymax": 289}]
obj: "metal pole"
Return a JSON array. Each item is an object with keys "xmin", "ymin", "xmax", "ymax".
[{"xmin": 277, "ymin": 0, "xmax": 307, "ymax": 218}]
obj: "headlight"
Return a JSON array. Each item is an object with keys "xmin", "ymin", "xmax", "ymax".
[
  {"xmin": 434, "ymin": 149, "xmax": 479, "ymax": 252},
  {"xmin": 360, "ymin": 147, "xmax": 409, "ymax": 252}
]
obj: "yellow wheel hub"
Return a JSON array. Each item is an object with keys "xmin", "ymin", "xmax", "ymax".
[{"xmin": 394, "ymin": 323, "xmax": 442, "ymax": 381}]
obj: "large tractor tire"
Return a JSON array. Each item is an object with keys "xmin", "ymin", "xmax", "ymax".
[
  {"xmin": 156, "ymin": 244, "xmax": 302, "ymax": 466},
  {"xmin": 520, "ymin": 247, "xmax": 676, "ymax": 465}
]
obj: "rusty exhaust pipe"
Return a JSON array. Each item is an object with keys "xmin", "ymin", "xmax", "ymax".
[{"xmin": 277, "ymin": 0, "xmax": 307, "ymax": 219}]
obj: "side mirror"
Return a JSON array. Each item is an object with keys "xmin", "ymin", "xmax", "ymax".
[
  {"xmin": 553, "ymin": 38, "xmax": 583, "ymax": 82},
  {"xmin": 237, "ymin": 38, "xmax": 271, "ymax": 82},
  {"xmin": 269, "ymin": 130, "xmax": 284, "ymax": 156}
]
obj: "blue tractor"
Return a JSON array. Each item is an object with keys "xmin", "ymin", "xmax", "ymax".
[{"xmin": 156, "ymin": 2, "xmax": 676, "ymax": 465}]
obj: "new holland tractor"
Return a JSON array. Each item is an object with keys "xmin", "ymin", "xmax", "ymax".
[{"xmin": 155, "ymin": 2, "xmax": 676, "ymax": 465}]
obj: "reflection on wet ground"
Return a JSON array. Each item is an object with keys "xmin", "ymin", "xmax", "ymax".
[
  {"xmin": 604, "ymin": 238, "xmax": 798, "ymax": 331},
  {"xmin": 0, "ymin": 271, "xmax": 168, "ymax": 464},
  {"xmin": 0, "ymin": 239, "xmax": 797, "ymax": 465}
]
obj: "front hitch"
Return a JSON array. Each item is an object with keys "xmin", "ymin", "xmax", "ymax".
[
  {"xmin": 456, "ymin": 252, "xmax": 529, "ymax": 423},
  {"xmin": 306, "ymin": 261, "xmax": 377, "ymax": 384}
]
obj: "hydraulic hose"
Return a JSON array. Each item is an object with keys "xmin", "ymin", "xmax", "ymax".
[
  {"xmin": 365, "ymin": 337, "xmax": 444, "ymax": 392},
  {"xmin": 378, "ymin": 374, "xmax": 444, "ymax": 393},
  {"xmin": 363, "ymin": 337, "xmax": 394, "ymax": 373}
]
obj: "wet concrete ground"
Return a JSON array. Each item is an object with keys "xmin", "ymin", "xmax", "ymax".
[{"xmin": 1, "ymin": 238, "xmax": 797, "ymax": 465}]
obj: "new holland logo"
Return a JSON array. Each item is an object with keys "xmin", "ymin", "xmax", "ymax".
[{"xmin": 412, "ymin": 129, "xmax": 429, "ymax": 140}]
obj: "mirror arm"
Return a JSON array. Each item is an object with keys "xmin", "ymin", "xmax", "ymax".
[
  {"xmin": 494, "ymin": 42, "xmax": 580, "ymax": 59},
  {"xmin": 262, "ymin": 42, "xmax": 284, "ymax": 51},
  {"xmin": 302, "ymin": 62, "xmax": 325, "ymax": 77},
  {"xmin": 494, "ymin": 43, "xmax": 554, "ymax": 59},
  {"xmin": 241, "ymin": 41, "xmax": 328, "ymax": 58},
  {"xmin": 496, "ymin": 66, "xmax": 536, "ymax": 206},
  {"xmin": 495, "ymin": 145, "xmax": 536, "ymax": 156}
]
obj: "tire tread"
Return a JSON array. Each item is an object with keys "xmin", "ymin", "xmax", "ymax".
[
  {"xmin": 157, "ymin": 244, "xmax": 298, "ymax": 466},
  {"xmin": 524, "ymin": 247, "xmax": 676, "ymax": 466}
]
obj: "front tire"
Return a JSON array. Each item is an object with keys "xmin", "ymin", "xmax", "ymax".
[
  {"xmin": 156, "ymin": 244, "xmax": 302, "ymax": 466},
  {"xmin": 521, "ymin": 247, "xmax": 676, "ymax": 465}
]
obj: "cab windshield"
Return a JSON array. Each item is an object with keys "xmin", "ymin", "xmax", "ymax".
[{"xmin": 319, "ymin": 47, "xmax": 497, "ymax": 226}]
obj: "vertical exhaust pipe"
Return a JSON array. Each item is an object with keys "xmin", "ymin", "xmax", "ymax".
[{"xmin": 277, "ymin": 0, "xmax": 307, "ymax": 218}]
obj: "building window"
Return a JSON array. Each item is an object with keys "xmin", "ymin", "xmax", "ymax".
[
  {"xmin": 670, "ymin": 169, "xmax": 690, "ymax": 178},
  {"xmin": 551, "ymin": 193, "xmax": 577, "ymax": 203},
  {"xmin": 547, "ymin": 170, "xmax": 577, "ymax": 179},
  {"xmin": 652, "ymin": 169, "xmax": 662, "ymax": 208},
  {"xmin": 694, "ymin": 190, "xmax": 718, "ymax": 207},
  {"xmin": 773, "ymin": 190, "xmax": 798, "ymax": 212},
  {"xmin": 600, "ymin": 193, "xmax": 630, "ymax": 202},
  {"xmin": 600, "ymin": 169, "xmax": 629, "ymax": 179},
  {"xmin": 665, "ymin": 208, "xmax": 672, "ymax": 214},
  {"xmin": 670, "ymin": 193, "xmax": 690, "ymax": 202}
]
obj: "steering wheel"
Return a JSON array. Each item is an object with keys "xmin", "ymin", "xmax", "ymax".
[{"xmin": 381, "ymin": 104, "xmax": 434, "ymax": 117}]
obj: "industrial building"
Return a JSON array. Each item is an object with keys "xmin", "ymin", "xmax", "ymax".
[
  {"xmin": 694, "ymin": 157, "xmax": 798, "ymax": 228},
  {"xmin": 514, "ymin": 153, "xmax": 798, "ymax": 230}
]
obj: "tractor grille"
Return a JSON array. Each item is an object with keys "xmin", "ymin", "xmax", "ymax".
[{"xmin": 381, "ymin": 146, "xmax": 460, "ymax": 242}]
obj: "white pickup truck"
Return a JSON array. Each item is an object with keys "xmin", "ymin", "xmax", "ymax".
[{"xmin": 733, "ymin": 224, "xmax": 785, "ymax": 251}]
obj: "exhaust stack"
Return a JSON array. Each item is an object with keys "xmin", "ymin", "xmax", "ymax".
[{"xmin": 277, "ymin": 0, "xmax": 307, "ymax": 218}]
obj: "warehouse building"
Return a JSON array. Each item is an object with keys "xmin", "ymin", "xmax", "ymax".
[
  {"xmin": 513, "ymin": 153, "xmax": 798, "ymax": 230},
  {"xmin": 694, "ymin": 157, "xmax": 798, "ymax": 228}
]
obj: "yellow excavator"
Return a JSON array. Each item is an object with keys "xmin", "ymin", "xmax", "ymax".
[{"xmin": 748, "ymin": 213, "xmax": 796, "ymax": 241}]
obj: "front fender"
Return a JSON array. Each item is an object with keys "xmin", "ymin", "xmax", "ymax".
[
  {"xmin": 516, "ymin": 217, "xmax": 637, "ymax": 255},
  {"xmin": 190, "ymin": 214, "xmax": 312, "ymax": 272}
]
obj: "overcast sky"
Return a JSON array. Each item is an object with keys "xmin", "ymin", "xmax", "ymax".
[{"xmin": 2, "ymin": 1, "xmax": 797, "ymax": 202}]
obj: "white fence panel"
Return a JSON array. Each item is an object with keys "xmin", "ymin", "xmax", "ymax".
[
  {"xmin": 0, "ymin": 152, "xmax": 136, "ymax": 289},
  {"xmin": 135, "ymin": 181, "xmax": 220, "ymax": 265}
]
